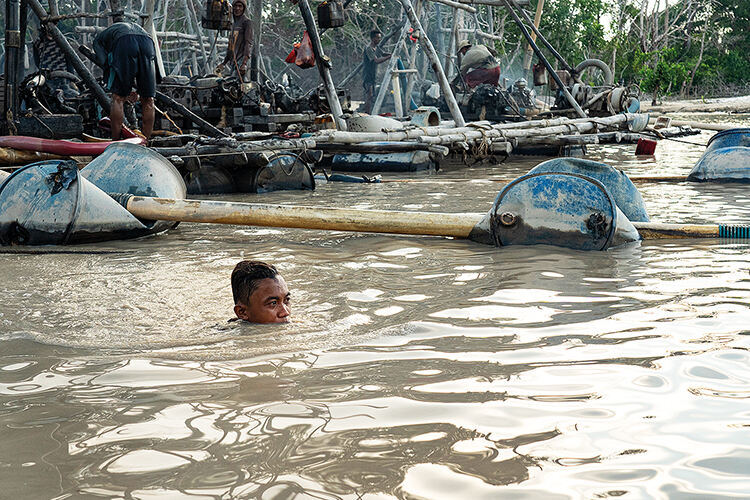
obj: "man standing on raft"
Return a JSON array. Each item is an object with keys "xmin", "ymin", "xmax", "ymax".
[
  {"xmin": 216, "ymin": 0, "xmax": 253, "ymax": 80},
  {"xmin": 93, "ymin": 19, "xmax": 157, "ymax": 140}
]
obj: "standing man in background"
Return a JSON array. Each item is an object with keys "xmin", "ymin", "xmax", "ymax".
[
  {"xmin": 93, "ymin": 20, "xmax": 157, "ymax": 140},
  {"xmin": 216, "ymin": 0, "xmax": 253, "ymax": 80},
  {"xmin": 362, "ymin": 29, "xmax": 391, "ymax": 114}
]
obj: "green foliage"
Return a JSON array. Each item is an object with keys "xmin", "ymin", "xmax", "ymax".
[
  {"xmin": 720, "ymin": 50, "xmax": 750, "ymax": 83},
  {"xmin": 638, "ymin": 48, "xmax": 690, "ymax": 95},
  {"xmin": 526, "ymin": 0, "xmax": 607, "ymax": 64}
]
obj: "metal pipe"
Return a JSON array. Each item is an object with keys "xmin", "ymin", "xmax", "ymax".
[
  {"xmin": 3, "ymin": 0, "xmax": 22, "ymax": 130},
  {"xmin": 500, "ymin": 0, "xmax": 585, "ymax": 117},
  {"xmin": 297, "ymin": 0, "xmax": 347, "ymax": 130}
]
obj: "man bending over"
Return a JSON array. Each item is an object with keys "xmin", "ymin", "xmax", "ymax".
[
  {"xmin": 232, "ymin": 260, "xmax": 291, "ymax": 324},
  {"xmin": 93, "ymin": 20, "xmax": 157, "ymax": 140}
]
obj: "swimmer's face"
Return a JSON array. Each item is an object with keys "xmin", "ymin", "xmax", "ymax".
[{"xmin": 235, "ymin": 277, "xmax": 291, "ymax": 324}]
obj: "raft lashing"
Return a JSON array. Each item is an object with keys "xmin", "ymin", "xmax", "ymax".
[{"xmin": 1, "ymin": 142, "xmax": 749, "ymax": 249}]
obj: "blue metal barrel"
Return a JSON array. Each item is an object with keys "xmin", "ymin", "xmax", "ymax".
[
  {"xmin": 470, "ymin": 172, "xmax": 640, "ymax": 250},
  {"xmin": 0, "ymin": 160, "xmax": 162, "ymax": 245},
  {"xmin": 331, "ymin": 150, "xmax": 434, "ymax": 172},
  {"xmin": 688, "ymin": 128, "xmax": 750, "ymax": 182},
  {"xmin": 82, "ymin": 142, "xmax": 186, "ymax": 199},
  {"xmin": 0, "ymin": 144, "xmax": 187, "ymax": 245},
  {"xmin": 528, "ymin": 157, "xmax": 650, "ymax": 222}
]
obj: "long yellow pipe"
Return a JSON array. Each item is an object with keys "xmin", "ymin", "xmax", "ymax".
[
  {"xmin": 125, "ymin": 196, "xmax": 482, "ymax": 238},
  {"xmin": 123, "ymin": 196, "xmax": 749, "ymax": 241}
]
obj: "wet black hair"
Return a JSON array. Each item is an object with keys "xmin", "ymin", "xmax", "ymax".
[
  {"xmin": 231, "ymin": 260, "xmax": 279, "ymax": 305},
  {"xmin": 370, "ymin": 29, "xmax": 382, "ymax": 40}
]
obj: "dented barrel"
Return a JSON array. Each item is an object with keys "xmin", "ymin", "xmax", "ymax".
[
  {"xmin": 528, "ymin": 157, "xmax": 650, "ymax": 222},
  {"xmin": 82, "ymin": 142, "xmax": 186, "ymax": 200},
  {"xmin": 470, "ymin": 172, "xmax": 640, "ymax": 250},
  {"xmin": 688, "ymin": 128, "xmax": 750, "ymax": 182},
  {"xmin": 0, "ymin": 143, "xmax": 186, "ymax": 245}
]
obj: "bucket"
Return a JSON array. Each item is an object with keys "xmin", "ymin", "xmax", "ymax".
[{"xmin": 635, "ymin": 138, "xmax": 657, "ymax": 155}]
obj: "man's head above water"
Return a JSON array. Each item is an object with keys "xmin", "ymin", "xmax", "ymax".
[{"xmin": 232, "ymin": 260, "xmax": 291, "ymax": 324}]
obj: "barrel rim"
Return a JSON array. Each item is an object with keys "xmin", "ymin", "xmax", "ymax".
[{"xmin": 707, "ymin": 127, "xmax": 750, "ymax": 147}]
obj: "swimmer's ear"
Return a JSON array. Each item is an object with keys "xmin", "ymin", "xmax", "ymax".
[{"xmin": 234, "ymin": 302, "xmax": 250, "ymax": 321}]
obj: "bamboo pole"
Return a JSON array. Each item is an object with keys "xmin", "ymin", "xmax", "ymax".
[
  {"xmin": 372, "ymin": 17, "xmax": 413, "ymax": 114},
  {"xmin": 403, "ymin": 0, "xmax": 423, "ymax": 114},
  {"xmin": 632, "ymin": 222, "xmax": 729, "ymax": 239},
  {"xmin": 182, "ymin": 0, "xmax": 209, "ymax": 74},
  {"xmin": 426, "ymin": 0, "xmax": 477, "ymax": 13},
  {"xmin": 143, "ymin": 0, "xmax": 166, "ymax": 78},
  {"xmin": 121, "ymin": 196, "xmax": 750, "ymax": 242},
  {"xmin": 521, "ymin": 0, "xmax": 544, "ymax": 74},
  {"xmin": 501, "ymin": 0, "xmax": 584, "ymax": 117},
  {"xmin": 398, "ymin": 0, "xmax": 466, "ymax": 126},
  {"xmin": 511, "ymin": 0, "xmax": 572, "ymax": 74},
  {"xmin": 315, "ymin": 113, "xmax": 634, "ymax": 144},
  {"xmin": 392, "ymin": 74, "xmax": 404, "ymax": 117},
  {"xmin": 125, "ymin": 196, "xmax": 481, "ymax": 238}
]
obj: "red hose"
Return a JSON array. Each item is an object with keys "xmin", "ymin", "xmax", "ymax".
[
  {"xmin": 0, "ymin": 136, "xmax": 144, "ymax": 155},
  {"xmin": 98, "ymin": 117, "xmax": 140, "ymax": 139}
]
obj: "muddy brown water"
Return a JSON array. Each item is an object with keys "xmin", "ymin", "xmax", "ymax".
[{"xmin": 2, "ymin": 116, "xmax": 750, "ymax": 499}]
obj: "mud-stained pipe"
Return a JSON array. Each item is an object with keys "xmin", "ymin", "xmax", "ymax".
[{"xmin": 297, "ymin": 0, "xmax": 348, "ymax": 131}]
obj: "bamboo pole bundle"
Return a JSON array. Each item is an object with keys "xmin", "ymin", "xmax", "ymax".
[{"xmin": 314, "ymin": 114, "xmax": 636, "ymax": 145}]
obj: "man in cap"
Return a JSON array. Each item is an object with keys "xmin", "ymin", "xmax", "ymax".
[
  {"xmin": 93, "ymin": 20, "xmax": 157, "ymax": 140},
  {"xmin": 216, "ymin": 0, "xmax": 253, "ymax": 80},
  {"xmin": 456, "ymin": 39, "xmax": 500, "ymax": 89}
]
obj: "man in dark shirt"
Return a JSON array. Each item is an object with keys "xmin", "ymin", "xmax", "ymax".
[
  {"xmin": 93, "ymin": 21, "xmax": 157, "ymax": 140},
  {"xmin": 216, "ymin": 0, "xmax": 253, "ymax": 80},
  {"xmin": 362, "ymin": 29, "xmax": 391, "ymax": 114},
  {"xmin": 232, "ymin": 260, "xmax": 291, "ymax": 324}
]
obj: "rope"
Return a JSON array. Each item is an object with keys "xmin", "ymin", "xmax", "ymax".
[
  {"xmin": 156, "ymin": 107, "xmax": 183, "ymax": 135},
  {"xmin": 472, "ymin": 128, "xmax": 490, "ymax": 157},
  {"xmin": 5, "ymin": 110, "xmax": 17, "ymax": 136},
  {"xmin": 32, "ymin": 114, "xmax": 58, "ymax": 139}
]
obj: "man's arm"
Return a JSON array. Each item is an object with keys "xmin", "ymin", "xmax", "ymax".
[{"xmin": 92, "ymin": 30, "xmax": 109, "ymax": 69}]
